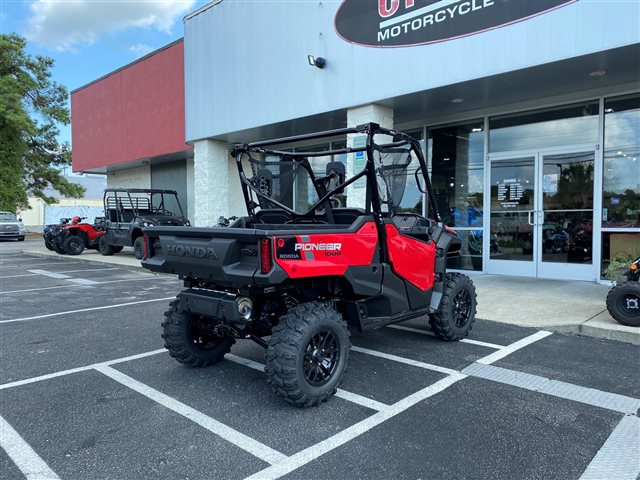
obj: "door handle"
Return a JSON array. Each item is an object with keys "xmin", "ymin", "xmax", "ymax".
[
  {"xmin": 527, "ymin": 210, "xmax": 535, "ymax": 226},
  {"xmin": 538, "ymin": 210, "xmax": 544, "ymax": 226}
]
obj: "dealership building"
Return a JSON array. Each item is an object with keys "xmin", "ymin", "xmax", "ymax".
[{"xmin": 71, "ymin": 0, "xmax": 639, "ymax": 282}]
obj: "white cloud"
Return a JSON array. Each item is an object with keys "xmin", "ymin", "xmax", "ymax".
[
  {"xmin": 128, "ymin": 43, "xmax": 154, "ymax": 57},
  {"xmin": 25, "ymin": 0, "xmax": 196, "ymax": 52}
]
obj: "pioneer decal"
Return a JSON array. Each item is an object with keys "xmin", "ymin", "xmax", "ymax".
[{"xmin": 334, "ymin": 0, "xmax": 577, "ymax": 48}]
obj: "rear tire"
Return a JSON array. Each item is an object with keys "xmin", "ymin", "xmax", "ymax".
[
  {"xmin": 266, "ymin": 301, "xmax": 350, "ymax": 408},
  {"xmin": 161, "ymin": 299, "xmax": 235, "ymax": 367},
  {"xmin": 606, "ymin": 283, "xmax": 640, "ymax": 327},
  {"xmin": 133, "ymin": 236, "xmax": 144, "ymax": 260},
  {"xmin": 98, "ymin": 235, "xmax": 115, "ymax": 256},
  {"xmin": 63, "ymin": 235, "xmax": 85, "ymax": 255},
  {"xmin": 430, "ymin": 272, "xmax": 477, "ymax": 341}
]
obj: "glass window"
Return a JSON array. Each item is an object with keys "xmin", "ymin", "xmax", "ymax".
[
  {"xmin": 601, "ymin": 232, "xmax": 640, "ymax": 279},
  {"xmin": 603, "ymin": 94, "xmax": 640, "ymax": 228},
  {"xmin": 489, "ymin": 101, "xmax": 599, "ymax": 153},
  {"xmin": 428, "ymin": 121, "xmax": 485, "ymax": 228}
]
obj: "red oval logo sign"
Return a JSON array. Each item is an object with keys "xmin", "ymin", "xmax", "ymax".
[{"xmin": 335, "ymin": 0, "xmax": 577, "ymax": 48}]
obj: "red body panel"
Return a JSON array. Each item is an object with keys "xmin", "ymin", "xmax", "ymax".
[
  {"xmin": 274, "ymin": 222, "xmax": 378, "ymax": 278},
  {"xmin": 71, "ymin": 40, "xmax": 190, "ymax": 172},
  {"xmin": 385, "ymin": 224, "xmax": 436, "ymax": 291},
  {"xmin": 65, "ymin": 224, "xmax": 105, "ymax": 243}
]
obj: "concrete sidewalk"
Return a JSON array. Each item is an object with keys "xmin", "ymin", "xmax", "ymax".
[{"xmin": 22, "ymin": 246, "xmax": 640, "ymax": 345}]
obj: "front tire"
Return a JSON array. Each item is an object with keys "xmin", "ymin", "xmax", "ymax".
[
  {"xmin": 98, "ymin": 235, "xmax": 115, "ymax": 256},
  {"xmin": 133, "ymin": 236, "xmax": 144, "ymax": 260},
  {"xmin": 266, "ymin": 302, "xmax": 350, "ymax": 408},
  {"xmin": 63, "ymin": 235, "xmax": 85, "ymax": 255},
  {"xmin": 161, "ymin": 299, "xmax": 235, "ymax": 367},
  {"xmin": 44, "ymin": 239, "xmax": 54, "ymax": 251},
  {"xmin": 430, "ymin": 272, "xmax": 477, "ymax": 341},
  {"xmin": 606, "ymin": 283, "xmax": 640, "ymax": 327}
]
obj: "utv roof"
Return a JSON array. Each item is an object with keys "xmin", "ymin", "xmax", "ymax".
[{"xmin": 104, "ymin": 188, "xmax": 178, "ymax": 195}]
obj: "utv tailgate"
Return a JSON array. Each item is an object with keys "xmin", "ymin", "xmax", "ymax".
[{"xmin": 141, "ymin": 226, "xmax": 263, "ymax": 285}]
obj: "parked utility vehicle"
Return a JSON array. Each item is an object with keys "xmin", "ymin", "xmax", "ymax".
[
  {"xmin": 99, "ymin": 188, "xmax": 190, "ymax": 259},
  {"xmin": 49, "ymin": 216, "xmax": 106, "ymax": 255},
  {"xmin": 606, "ymin": 256, "xmax": 640, "ymax": 327},
  {"xmin": 142, "ymin": 123, "xmax": 477, "ymax": 407}
]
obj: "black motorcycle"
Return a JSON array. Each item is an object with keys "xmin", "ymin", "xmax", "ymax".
[{"xmin": 606, "ymin": 256, "xmax": 640, "ymax": 327}]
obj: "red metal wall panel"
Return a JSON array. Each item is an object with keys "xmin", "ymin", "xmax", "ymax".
[{"xmin": 71, "ymin": 40, "xmax": 190, "ymax": 172}]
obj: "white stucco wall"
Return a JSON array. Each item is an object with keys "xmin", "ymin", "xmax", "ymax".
[{"xmin": 106, "ymin": 165, "xmax": 151, "ymax": 189}]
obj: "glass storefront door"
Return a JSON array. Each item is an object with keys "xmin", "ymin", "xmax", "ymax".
[{"xmin": 486, "ymin": 148, "xmax": 596, "ymax": 280}]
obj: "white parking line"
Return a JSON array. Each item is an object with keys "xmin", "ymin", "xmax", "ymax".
[
  {"xmin": 387, "ymin": 324, "xmax": 505, "ymax": 349},
  {"xmin": 65, "ymin": 278, "xmax": 100, "ymax": 285},
  {"xmin": 1, "ymin": 267, "xmax": 121, "ymax": 279},
  {"xmin": 0, "ymin": 276, "xmax": 170, "ymax": 295},
  {"xmin": 350, "ymin": 346, "xmax": 459, "ymax": 376},
  {"xmin": 0, "ymin": 349, "xmax": 166, "ymax": 391},
  {"xmin": 580, "ymin": 415, "xmax": 640, "ymax": 480},
  {"xmin": 0, "ymin": 297, "xmax": 175, "ymax": 325},
  {"xmin": 95, "ymin": 365, "xmax": 288, "ymax": 465},
  {"xmin": 1, "ymin": 261, "xmax": 79, "ymax": 269},
  {"xmin": 27, "ymin": 269, "xmax": 70, "ymax": 279},
  {"xmin": 226, "ymin": 354, "xmax": 389, "ymax": 412},
  {"xmin": 244, "ymin": 374, "xmax": 466, "ymax": 480},
  {"xmin": 475, "ymin": 330, "xmax": 552, "ymax": 365},
  {"xmin": 0, "ymin": 415, "xmax": 60, "ymax": 480}
]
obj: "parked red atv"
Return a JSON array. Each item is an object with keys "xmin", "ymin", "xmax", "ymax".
[
  {"xmin": 51, "ymin": 216, "xmax": 107, "ymax": 255},
  {"xmin": 606, "ymin": 256, "xmax": 640, "ymax": 327}
]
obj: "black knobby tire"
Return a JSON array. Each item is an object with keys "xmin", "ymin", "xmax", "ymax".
[
  {"xmin": 265, "ymin": 301, "xmax": 350, "ymax": 408},
  {"xmin": 112, "ymin": 246, "xmax": 124, "ymax": 253},
  {"xmin": 430, "ymin": 272, "xmax": 477, "ymax": 341},
  {"xmin": 133, "ymin": 236, "xmax": 144, "ymax": 260},
  {"xmin": 44, "ymin": 239, "xmax": 54, "ymax": 251},
  {"xmin": 63, "ymin": 235, "xmax": 85, "ymax": 255},
  {"xmin": 98, "ymin": 235, "xmax": 115, "ymax": 256},
  {"xmin": 161, "ymin": 299, "xmax": 235, "ymax": 367},
  {"xmin": 53, "ymin": 242, "xmax": 67, "ymax": 255},
  {"xmin": 606, "ymin": 283, "xmax": 640, "ymax": 327}
]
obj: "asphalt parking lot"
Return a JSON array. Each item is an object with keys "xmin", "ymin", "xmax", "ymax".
[{"xmin": 1, "ymin": 240, "xmax": 639, "ymax": 480}]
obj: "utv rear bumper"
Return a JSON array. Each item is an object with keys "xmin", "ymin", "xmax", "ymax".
[{"xmin": 177, "ymin": 288, "xmax": 247, "ymax": 328}]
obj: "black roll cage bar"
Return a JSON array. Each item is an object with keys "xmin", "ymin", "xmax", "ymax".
[
  {"xmin": 103, "ymin": 188, "xmax": 185, "ymax": 219},
  {"xmin": 231, "ymin": 123, "xmax": 441, "ymax": 225}
]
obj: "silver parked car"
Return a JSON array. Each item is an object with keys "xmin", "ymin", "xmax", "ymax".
[{"xmin": 0, "ymin": 212, "xmax": 26, "ymax": 241}]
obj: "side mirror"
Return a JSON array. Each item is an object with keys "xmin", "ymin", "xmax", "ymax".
[{"xmin": 414, "ymin": 167, "xmax": 427, "ymax": 194}]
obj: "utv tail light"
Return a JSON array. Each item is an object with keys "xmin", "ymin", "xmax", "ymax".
[{"xmin": 260, "ymin": 238, "xmax": 273, "ymax": 274}]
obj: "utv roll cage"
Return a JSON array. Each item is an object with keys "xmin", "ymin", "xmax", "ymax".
[
  {"xmin": 103, "ymin": 188, "xmax": 185, "ymax": 223},
  {"xmin": 231, "ymin": 122, "xmax": 442, "ymax": 226}
]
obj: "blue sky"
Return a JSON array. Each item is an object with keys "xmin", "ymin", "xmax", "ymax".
[{"xmin": 1, "ymin": 0, "xmax": 208, "ymax": 145}]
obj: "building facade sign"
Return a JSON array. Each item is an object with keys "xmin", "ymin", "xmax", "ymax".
[{"xmin": 335, "ymin": 0, "xmax": 577, "ymax": 47}]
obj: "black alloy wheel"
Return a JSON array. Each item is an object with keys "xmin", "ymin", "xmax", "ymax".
[
  {"xmin": 452, "ymin": 288, "xmax": 472, "ymax": 328},
  {"xmin": 162, "ymin": 299, "xmax": 235, "ymax": 367},
  {"xmin": 429, "ymin": 272, "xmax": 477, "ymax": 341},
  {"xmin": 266, "ymin": 301, "xmax": 350, "ymax": 407},
  {"xmin": 303, "ymin": 329, "xmax": 341, "ymax": 387}
]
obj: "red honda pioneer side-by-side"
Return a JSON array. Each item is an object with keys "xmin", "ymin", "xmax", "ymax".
[{"xmin": 141, "ymin": 123, "xmax": 477, "ymax": 407}]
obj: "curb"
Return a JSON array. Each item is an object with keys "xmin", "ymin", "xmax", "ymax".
[{"xmin": 550, "ymin": 324, "xmax": 640, "ymax": 346}]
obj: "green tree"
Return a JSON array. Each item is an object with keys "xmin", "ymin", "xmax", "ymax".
[{"xmin": 0, "ymin": 33, "xmax": 84, "ymax": 212}]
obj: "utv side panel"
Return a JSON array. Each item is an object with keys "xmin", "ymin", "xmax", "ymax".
[{"xmin": 273, "ymin": 221, "xmax": 378, "ymax": 279}]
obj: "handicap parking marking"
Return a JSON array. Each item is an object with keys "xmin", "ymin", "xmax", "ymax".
[{"xmin": 0, "ymin": 415, "xmax": 60, "ymax": 480}]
